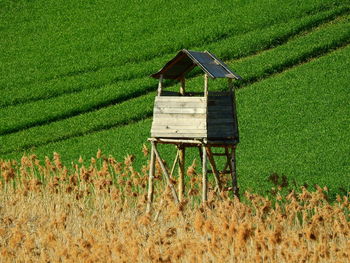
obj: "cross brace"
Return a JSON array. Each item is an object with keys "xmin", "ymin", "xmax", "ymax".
[{"xmin": 146, "ymin": 139, "xmax": 239, "ymax": 213}]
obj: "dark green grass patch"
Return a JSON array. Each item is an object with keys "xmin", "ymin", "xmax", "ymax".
[
  {"xmin": 0, "ymin": 4, "xmax": 347, "ymax": 108},
  {"xmin": 1, "ymin": 15, "xmax": 349, "ymax": 155},
  {"xmin": 0, "ymin": 0, "xmax": 342, "ymax": 90},
  {"xmin": 0, "ymin": 7, "xmax": 349, "ymax": 138}
]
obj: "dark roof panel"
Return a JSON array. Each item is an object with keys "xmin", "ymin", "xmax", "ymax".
[{"xmin": 151, "ymin": 49, "xmax": 242, "ymax": 80}]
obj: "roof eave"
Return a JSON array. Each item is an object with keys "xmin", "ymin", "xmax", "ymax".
[{"xmin": 150, "ymin": 49, "xmax": 243, "ymax": 80}]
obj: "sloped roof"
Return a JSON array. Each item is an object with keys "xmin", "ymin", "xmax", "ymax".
[{"xmin": 151, "ymin": 49, "xmax": 242, "ymax": 80}]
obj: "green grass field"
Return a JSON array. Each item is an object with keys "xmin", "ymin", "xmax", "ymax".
[{"xmin": 0, "ymin": 0, "xmax": 349, "ymax": 198}]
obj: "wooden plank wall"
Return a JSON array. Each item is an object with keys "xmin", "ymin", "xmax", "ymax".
[
  {"xmin": 207, "ymin": 95, "xmax": 236, "ymax": 139},
  {"xmin": 151, "ymin": 96, "xmax": 207, "ymax": 138}
]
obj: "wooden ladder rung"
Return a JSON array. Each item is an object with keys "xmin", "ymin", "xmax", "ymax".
[{"xmin": 212, "ymin": 153, "xmax": 227, "ymax": 156}]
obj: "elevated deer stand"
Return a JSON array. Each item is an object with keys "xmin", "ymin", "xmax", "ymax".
[{"xmin": 146, "ymin": 50, "xmax": 242, "ymax": 213}]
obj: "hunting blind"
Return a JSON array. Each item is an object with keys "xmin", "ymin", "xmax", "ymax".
[{"xmin": 147, "ymin": 49, "xmax": 242, "ymax": 213}]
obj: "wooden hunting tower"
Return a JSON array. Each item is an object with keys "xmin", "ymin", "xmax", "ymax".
[{"xmin": 147, "ymin": 49, "xmax": 242, "ymax": 213}]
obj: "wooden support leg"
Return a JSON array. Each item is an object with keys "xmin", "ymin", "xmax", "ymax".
[
  {"xmin": 206, "ymin": 147, "xmax": 222, "ymax": 193},
  {"xmin": 198, "ymin": 146, "xmax": 203, "ymax": 163},
  {"xmin": 169, "ymin": 149, "xmax": 179, "ymax": 179},
  {"xmin": 153, "ymin": 144, "xmax": 179, "ymax": 204},
  {"xmin": 224, "ymin": 147, "xmax": 230, "ymax": 172},
  {"xmin": 178, "ymin": 145, "xmax": 185, "ymax": 202},
  {"xmin": 202, "ymin": 145, "xmax": 208, "ymax": 203},
  {"xmin": 146, "ymin": 142, "xmax": 156, "ymax": 213},
  {"xmin": 230, "ymin": 146, "xmax": 239, "ymax": 199}
]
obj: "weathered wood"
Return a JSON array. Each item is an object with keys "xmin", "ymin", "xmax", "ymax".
[
  {"xmin": 153, "ymin": 117, "xmax": 206, "ymax": 123},
  {"xmin": 228, "ymin": 78, "xmax": 233, "ymax": 91},
  {"xmin": 161, "ymin": 91, "xmax": 230, "ymax": 97},
  {"xmin": 153, "ymin": 113, "xmax": 206, "ymax": 120},
  {"xmin": 152, "ymin": 123, "xmax": 206, "ymax": 129},
  {"xmin": 148, "ymin": 137, "xmax": 237, "ymax": 147},
  {"xmin": 208, "ymin": 108, "xmax": 233, "ymax": 113},
  {"xmin": 202, "ymin": 145, "xmax": 208, "ymax": 203},
  {"xmin": 207, "ymin": 125, "xmax": 235, "ymax": 132},
  {"xmin": 152, "ymin": 128, "xmax": 207, "ymax": 134},
  {"xmin": 154, "ymin": 107, "xmax": 206, "ymax": 114},
  {"xmin": 169, "ymin": 149, "xmax": 179, "ymax": 179},
  {"xmin": 204, "ymin": 74, "xmax": 208, "ymax": 98},
  {"xmin": 207, "ymin": 112, "xmax": 234, "ymax": 118},
  {"xmin": 152, "ymin": 130, "xmax": 207, "ymax": 136},
  {"xmin": 198, "ymin": 146, "xmax": 203, "ymax": 163},
  {"xmin": 208, "ymin": 130, "xmax": 235, "ymax": 137},
  {"xmin": 203, "ymin": 141, "xmax": 237, "ymax": 146},
  {"xmin": 228, "ymin": 147, "xmax": 239, "ymax": 198},
  {"xmin": 178, "ymin": 145, "xmax": 185, "ymax": 202},
  {"xmin": 206, "ymin": 147, "xmax": 222, "ymax": 192},
  {"xmin": 157, "ymin": 74, "xmax": 163, "ymax": 96},
  {"xmin": 208, "ymin": 106, "xmax": 233, "ymax": 112},
  {"xmin": 208, "ymin": 101, "xmax": 232, "ymax": 107},
  {"xmin": 155, "ymin": 96, "xmax": 206, "ymax": 103},
  {"xmin": 207, "ymin": 122, "xmax": 235, "ymax": 138},
  {"xmin": 231, "ymin": 81, "xmax": 240, "ymax": 141},
  {"xmin": 207, "ymin": 119, "xmax": 234, "ymax": 124},
  {"xmin": 151, "ymin": 133, "xmax": 207, "ymax": 138},
  {"xmin": 152, "ymin": 144, "xmax": 179, "ymax": 204},
  {"xmin": 207, "ymin": 127, "xmax": 235, "ymax": 133},
  {"xmin": 180, "ymin": 78, "xmax": 185, "ymax": 95},
  {"xmin": 155, "ymin": 101, "xmax": 207, "ymax": 108},
  {"xmin": 153, "ymin": 122, "xmax": 206, "ymax": 129},
  {"xmin": 211, "ymin": 152, "xmax": 227, "ymax": 156},
  {"xmin": 146, "ymin": 142, "xmax": 156, "ymax": 213},
  {"xmin": 148, "ymin": 137, "xmax": 203, "ymax": 144}
]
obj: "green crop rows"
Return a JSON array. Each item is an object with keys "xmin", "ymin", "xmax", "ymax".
[
  {"xmin": 1, "ymin": 14, "xmax": 349, "ymax": 155},
  {"xmin": 1, "ymin": 0, "xmax": 349, "ymax": 197}
]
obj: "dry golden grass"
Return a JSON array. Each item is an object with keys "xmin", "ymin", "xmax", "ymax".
[{"xmin": 0, "ymin": 151, "xmax": 349, "ymax": 263}]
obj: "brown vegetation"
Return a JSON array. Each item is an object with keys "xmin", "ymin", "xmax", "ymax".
[{"xmin": 0, "ymin": 151, "xmax": 349, "ymax": 262}]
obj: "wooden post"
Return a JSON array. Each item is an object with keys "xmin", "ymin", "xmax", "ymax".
[
  {"xmin": 178, "ymin": 78, "xmax": 186, "ymax": 202},
  {"xmin": 229, "ymin": 78, "xmax": 239, "ymax": 141},
  {"xmin": 230, "ymin": 146, "xmax": 239, "ymax": 198},
  {"xmin": 153, "ymin": 144, "xmax": 179, "ymax": 204},
  {"xmin": 169, "ymin": 149, "xmax": 179, "ymax": 179},
  {"xmin": 202, "ymin": 145, "xmax": 208, "ymax": 203},
  {"xmin": 180, "ymin": 78, "xmax": 185, "ymax": 95},
  {"xmin": 204, "ymin": 74, "xmax": 208, "ymax": 98},
  {"xmin": 206, "ymin": 147, "xmax": 222, "ymax": 192},
  {"xmin": 146, "ymin": 142, "xmax": 156, "ymax": 213},
  {"xmin": 178, "ymin": 145, "xmax": 185, "ymax": 202},
  {"xmin": 198, "ymin": 146, "xmax": 203, "ymax": 163},
  {"xmin": 157, "ymin": 74, "xmax": 163, "ymax": 96},
  {"xmin": 228, "ymin": 78, "xmax": 233, "ymax": 92}
]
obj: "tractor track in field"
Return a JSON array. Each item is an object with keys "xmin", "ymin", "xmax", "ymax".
[
  {"xmin": 28, "ymin": 6, "xmax": 350, "ymax": 84},
  {"xmin": 1, "ymin": 41, "xmax": 349, "ymax": 156},
  {"xmin": 0, "ymin": 112, "xmax": 153, "ymax": 156},
  {"xmin": 0, "ymin": 23, "xmax": 349, "ymax": 138},
  {"xmin": 0, "ymin": 84, "xmax": 155, "ymax": 136},
  {"xmin": 236, "ymin": 36, "xmax": 350, "ymax": 89},
  {"xmin": 1, "ymin": 6, "xmax": 348, "ymax": 108}
]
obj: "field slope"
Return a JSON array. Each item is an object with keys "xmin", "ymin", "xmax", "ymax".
[{"xmin": 0, "ymin": 0, "xmax": 349, "ymax": 197}]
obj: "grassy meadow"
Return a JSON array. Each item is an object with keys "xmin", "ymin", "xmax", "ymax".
[
  {"xmin": 1, "ymin": 0, "xmax": 349, "ymax": 198},
  {"xmin": 0, "ymin": 0, "xmax": 350, "ymax": 261}
]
